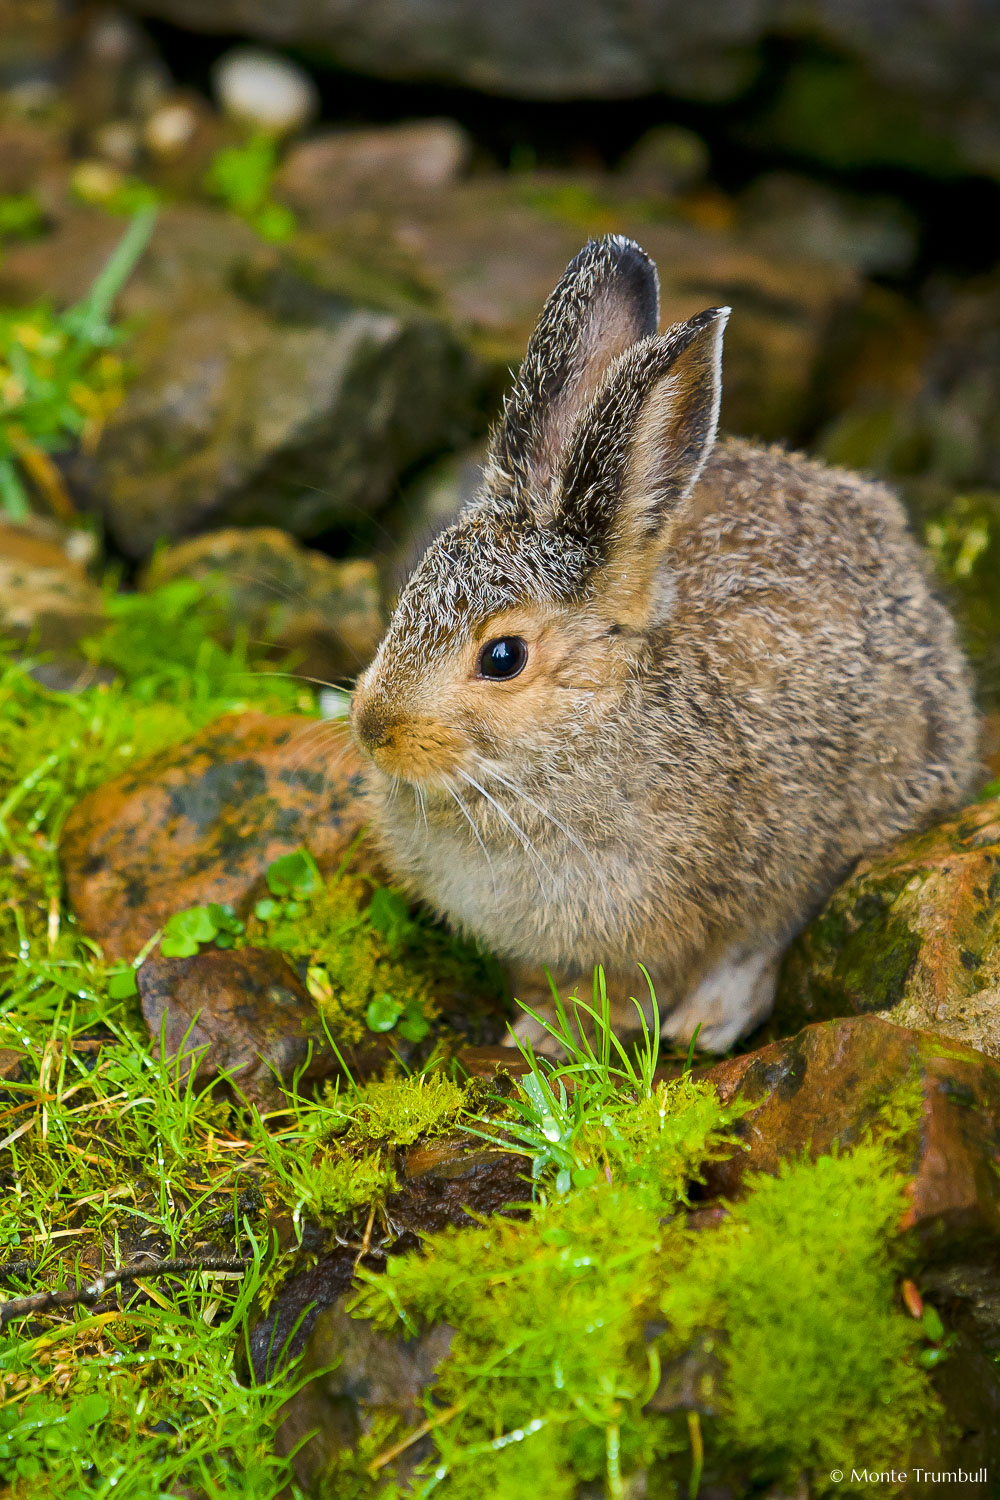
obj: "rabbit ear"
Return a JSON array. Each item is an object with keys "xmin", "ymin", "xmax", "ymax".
[
  {"xmin": 556, "ymin": 306, "xmax": 728, "ymax": 595},
  {"xmin": 484, "ymin": 235, "xmax": 660, "ymax": 502}
]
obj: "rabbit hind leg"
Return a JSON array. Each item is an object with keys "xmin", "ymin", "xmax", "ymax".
[{"xmin": 663, "ymin": 944, "xmax": 782, "ymax": 1053}]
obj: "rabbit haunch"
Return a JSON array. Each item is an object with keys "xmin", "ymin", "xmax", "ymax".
[{"xmin": 350, "ymin": 234, "xmax": 978, "ymax": 1051}]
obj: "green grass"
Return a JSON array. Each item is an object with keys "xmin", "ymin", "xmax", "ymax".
[{"xmin": 0, "ymin": 209, "xmax": 155, "ymax": 519}]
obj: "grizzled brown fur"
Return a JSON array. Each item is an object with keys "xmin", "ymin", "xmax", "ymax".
[{"xmin": 350, "ymin": 235, "xmax": 978, "ymax": 1050}]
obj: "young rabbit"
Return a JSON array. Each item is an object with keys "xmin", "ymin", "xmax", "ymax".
[{"xmin": 349, "ymin": 235, "xmax": 978, "ymax": 1051}]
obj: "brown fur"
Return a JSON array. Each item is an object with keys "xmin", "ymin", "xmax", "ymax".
[{"xmin": 349, "ymin": 236, "xmax": 979, "ymax": 1049}]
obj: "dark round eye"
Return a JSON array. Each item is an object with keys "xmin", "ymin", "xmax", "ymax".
[{"xmin": 478, "ymin": 636, "xmax": 528, "ymax": 681}]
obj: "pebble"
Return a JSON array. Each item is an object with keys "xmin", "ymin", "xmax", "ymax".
[{"xmin": 212, "ymin": 46, "xmax": 318, "ymax": 135}]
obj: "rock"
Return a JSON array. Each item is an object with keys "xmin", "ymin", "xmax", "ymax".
[
  {"xmin": 275, "ymin": 119, "xmax": 472, "ymax": 222},
  {"xmin": 297, "ymin": 172, "xmax": 859, "ymax": 443},
  {"xmin": 65, "ymin": 7, "xmax": 169, "ymax": 138},
  {"xmin": 211, "ymin": 45, "xmax": 318, "ymax": 136},
  {"xmin": 776, "ymin": 795, "xmax": 1000, "ymax": 1060},
  {"xmin": 0, "ymin": 515, "xmax": 106, "ymax": 654},
  {"xmin": 137, "ymin": 946, "xmax": 344, "ymax": 1109},
  {"xmin": 0, "ymin": 113, "xmax": 65, "ymax": 196},
  {"xmin": 0, "ymin": 0, "xmax": 68, "ymax": 88},
  {"xmin": 738, "ymin": 172, "xmax": 918, "ymax": 276},
  {"xmin": 141, "ymin": 527, "xmax": 384, "ymax": 683},
  {"xmin": 60, "ymin": 712, "xmax": 374, "ymax": 961},
  {"xmin": 821, "ymin": 271, "xmax": 1000, "ymax": 498},
  {"xmin": 247, "ymin": 1136, "xmax": 525, "ymax": 1378},
  {"xmin": 274, "ymin": 1304, "xmax": 454, "ymax": 1491},
  {"xmin": 0, "ymin": 205, "xmax": 482, "ymax": 558},
  {"xmin": 383, "ymin": 444, "xmax": 485, "ymax": 592},
  {"xmin": 701, "ymin": 1016, "xmax": 1000, "ymax": 1255},
  {"xmin": 120, "ymin": 2, "xmax": 1000, "ymax": 179}
]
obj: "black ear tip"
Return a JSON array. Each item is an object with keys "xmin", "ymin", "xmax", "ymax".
[{"xmin": 693, "ymin": 305, "xmax": 731, "ymax": 333}]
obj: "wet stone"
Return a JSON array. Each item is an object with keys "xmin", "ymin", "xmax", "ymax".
[
  {"xmin": 247, "ymin": 1137, "xmax": 525, "ymax": 1381},
  {"xmin": 137, "ymin": 946, "xmax": 341, "ymax": 1110},
  {"xmin": 274, "ymin": 1304, "xmax": 455, "ymax": 1493},
  {"xmin": 141, "ymin": 527, "xmax": 384, "ymax": 683}
]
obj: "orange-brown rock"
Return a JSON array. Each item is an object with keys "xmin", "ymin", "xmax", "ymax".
[
  {"xmin": 60, "ymin": 712, "xmax": 379, "ymax": 960},
  {"xmin": 700, "ymin": 1015, "xmax": 1000, "ymax": 1255}
]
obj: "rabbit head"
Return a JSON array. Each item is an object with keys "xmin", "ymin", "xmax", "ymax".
[{"xmin": 350, "ymin": 235, "xmax": 728, "ymax": 792}]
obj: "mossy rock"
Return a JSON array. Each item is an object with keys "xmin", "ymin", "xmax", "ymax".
[{"xmin": 775, "ymin": 795, "xmax": 1000, "ymax": 1058}]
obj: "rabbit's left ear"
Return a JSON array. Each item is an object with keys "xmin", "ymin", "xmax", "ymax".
[{"xmin": 556, "ymin": 306, "xmax": 728, "ymax": 602}]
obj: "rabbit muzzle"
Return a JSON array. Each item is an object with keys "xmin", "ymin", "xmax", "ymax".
[{"xmin": 350, "ymin": 699, "xmax": 468, "ymax": 783}]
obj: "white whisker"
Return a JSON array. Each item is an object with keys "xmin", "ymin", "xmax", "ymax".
[
  {"xmin": 456, "ymin": 769, "xmax": 553, "ymax": 896},
  {"xmin": 475, "ymin": 761, "xmax": 612, "ymax": 906},
  {"xmin": 444, "ymin": 778, "xmax": 499, "ymax": 907}
]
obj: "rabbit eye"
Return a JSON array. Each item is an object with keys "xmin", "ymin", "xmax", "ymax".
[{"xmin": 478, "ymin": 636, "xmax": 528, "ymax": 681}]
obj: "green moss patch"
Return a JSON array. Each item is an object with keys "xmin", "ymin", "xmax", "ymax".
[{"xmin": 344, "ymin": 1052, "xmax": 940, "ymax": 1499}]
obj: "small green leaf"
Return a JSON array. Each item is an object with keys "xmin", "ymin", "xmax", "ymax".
[
  {"xmin": 163, "ymin": 906, "xmax": 218, "ymax": 945},
  {"xmin": 207, "ymin": 902, "xmax": 243, "ymax": 935},
  {"xmin": 254, "ymin": 898, "xmax": 279, "ymax": 920},
  {"xmin": 366, "ymin": 994, "xmax": 403, "ymax": 1033},
  {"xmin": 397, "ymin": 1003, "xmax": 431, "ymax": 1043},
  {"xmin": 922, "ymin": 1304, "xmax": 945, "ymax": 1342},
  {"xmin": 159, "ymin": 935, "xmax": 200, "ymax": 958},
  {"xmin": 107, "ymin": 967, "xmax": 139, "ymax": 998},
  {"xmin": 266, "ymin": 848, "xmax": 320, "ymax": 897}
]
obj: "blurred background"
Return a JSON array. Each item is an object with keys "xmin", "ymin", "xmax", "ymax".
[{"xmin": 1, "ymin": 0, "xmax": 999, "ymax": 729}]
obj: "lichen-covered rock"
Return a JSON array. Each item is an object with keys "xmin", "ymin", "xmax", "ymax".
[
  {"xmin": 820, "ymin": 270, "xmax": 1000, "ymax": 499},
  {"xmin": 275, "ymin": 119, "xmax": 472, "ymax": 222},
  {"xmin": 0, "ymin": 205, "xmax": 482, "ymax": 558},
  {"xmin": 141, "ymin": 527, "xmax": 383, "ymax": 682},
  {"xmin": 122, "ymin": 2, "xmax": 1000, "ymax": 181},
  {"xmin": 60, "ymin": 712, "xmax": 376, "ymax": 960},
  {"xmin": 294, "ymin": 172, "xmax": 859, "ymax": 443},
  {"xmin": 701, "ymin": 1017, "xmax": 1000, "ymax": 1255},
  {"xmin": 737, "ymin": 172, "xmax": 918, "ymax": 275},
  {"xmin": 775, "ymin": 797, "xmax": 1000, "ymax": 1060}
]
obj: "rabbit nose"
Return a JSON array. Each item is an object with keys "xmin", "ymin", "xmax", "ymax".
[{"xmin": 350, "ymin": 700, "xmax": 394, "ymax": 754}]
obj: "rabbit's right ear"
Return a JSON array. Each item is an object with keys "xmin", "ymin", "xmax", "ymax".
[{"xmin": 483, "ymin": 235, "xmax": 660, "ymax": 502}]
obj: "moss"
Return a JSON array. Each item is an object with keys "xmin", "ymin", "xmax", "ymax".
[
  {"xmin": 335, "ymin": 1073, "xmax": 469, "ymax": 1146},
  {"xmin": 249, "ymin": 872, "xmax": 505, "ymax": 1049},
  {"xmin": 744, "ymin": 51, "xmax": 962, "ymax": 177},
  {"xmin": 274, "ymin": 1146, "xmax": 397, "ymax": 1225},
  {"xmin": 658, "ymin": 1147, "xmax": 935, "ymax": 1491},
  {"xmin": 777, "ymin": 871, "xmax": 924, "ymax": 1026},
  {"xmin": 347, "ymin": 1069, "xmax": 939, "ymax": 1498}
]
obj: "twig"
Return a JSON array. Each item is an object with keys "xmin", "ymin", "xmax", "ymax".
[
  {"xmin": 0, "ymin": 1253, "xmax": 252, "ymax": 1330},
  {"xmin": 0, "ymin": 1260, "xmax": 39, "ymax": 1283}
]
